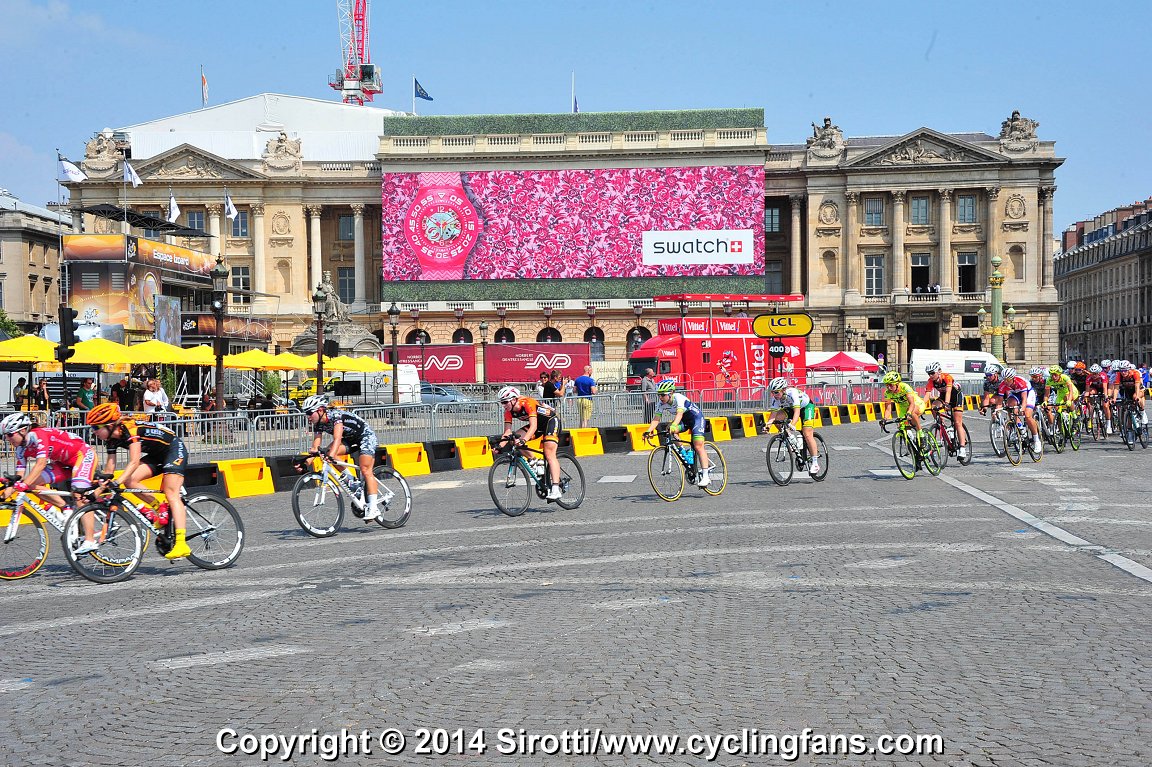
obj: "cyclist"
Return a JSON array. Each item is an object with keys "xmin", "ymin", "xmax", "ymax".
[
  {"xmin": 303, "ymin": 394, "xmax": 384, "ymax": 520},
  {"xmin": 1115, "ymin": 361, "xmax": 1147, "ymax": 427},
  {"xmin": 86, "ymin": 402, "xmax": 191, "ymax": 559},
  {"xmin": 925, "ymin": 362, "xmax": 969, "ymax": 459},
  {"xmin": 995, "ymin": 367, "xmax": 1042, "ymax": 454},
  {"xmin": 643, "ymin": 380, "xmax": 712, "ymax": 487},
  {"xmin": 880, "ymin": 371, "xmax": 927, "ymax": 436},
  {"xmin": 0, "ymin": 413, "xmax": 100, "ymax": 553},
  {"xmin": 1068, "ymin": 361, "xmax": 1089, "ymax": 404},
  {"xmin": 1046, "ymin": 365, "xmax": 1080, "ymax": 429},
  {"xmin": 765, "ymin": 376, "xmax": 821, "ymax": 476},
  {"xmin": 979, "ymin": 362, "xmax": 1004, "ymax": 413},
  {"xmin": 1029, "ymin": 367, "xmax": 1054, "ymax": 431},
  {"xmin": 497, "ymin": 386, "xmax": 562, "ymax": 500},
  {"xmin": 1085, "ymin": 363, "xmax": 1112, "ymax": 435}
]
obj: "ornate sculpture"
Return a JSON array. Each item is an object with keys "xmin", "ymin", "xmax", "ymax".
[
  {"xmin": 806, "ymin": 116, "xmax": 845, "ymax": 159},
  {"xmin": 157, "ymin": 156, "xmax": 224, "ymax": 179},
  {"xmin": 878, "ymin": 139, "xmax": 966, "ymax": 165},
  {"xmin": 82, "ymin": 130, "xmax": 123, "ymax": 175},
  {"xmin": 318, "ymin": 270, "xmax": 350, "ymax": 324},
  {"xmin": 998, "ymin": 110, "xmax": 1039, "ymax": 152},
  {"xmin": 262, "ymin": 131, "xmax": 303, "ymax": 172}
]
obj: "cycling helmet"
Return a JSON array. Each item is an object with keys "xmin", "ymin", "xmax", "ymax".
[
  {"xmin": 301, "ymin": 394, "xmax": 328, "ymax": 414},
  {"xmin": 86, "ymin": 402, "xmax": 122, "ymax": 427},
  {"xmin": 1089, "ymin": 364, "xmax": 1102, "ymax": 374},
  {"xmin": 497, "ymin": 386, "xmax": 521, "ymax": 404},
  {"xmin": 1001, "ymin": 367, "xmax": 1018, "ymax": 381},
  {"xmin": 1075, "ymin": 361, "xmax": 1087, "ymax": 370},
  {"xmin": 984, "ymin": 363, "xmax": 1002, "ymax": 378},
  {"xmin": 1110, "ymin": 361, "xmax": 1122, "ymax": 372},
  {"xmin": 1101, "ymin": 358, "xmax": 1112, "ymax": 368},
  {"xmin": 1120, "ymin": 360, "xmax": 1134, "ymax": 371},
  {"xmin": 1047, "ymin": 366, "xmax": 1064, "ymax": 378},
  {"xmin": 882, "ymin": 371, "xmax": 902, "ymax": 385},
  {"xmin": 0, "ymin": 412, "xmax": 33, "ymax": 435},
  {"xmin": 1066, "ymin": 360, "xmax": 1078, "ymax": 369},
  {"xmin": 655, "ymin": 379, "xmax": 677, "ymax": 394},
  {"xmin": 925, "ymin": 362, "xmax": 941, "ymax": 375},
  {"xmin": 1029, "ymin": 367, "xmax": 1046, "ymax": 378},
  {"xmin": 768, "ymin": 377, "xmax": 789, "ymax": 392}
]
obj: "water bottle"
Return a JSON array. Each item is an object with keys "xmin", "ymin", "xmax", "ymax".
[
  {"xmin": 530, "ymin": 459, "xmax": 545, "ymax": 475},
  {"xmin": 348, "ymin": 478, "xmax": 363, "ymax": 496},
  {"xmin": 155, "ymin": 502, "xmax": 170, "ymax": 527},
  {"xmin": 678, "ymin": 444, "xmax": 694, "ymax": 465},
  {"xmin": 340, "ymin": 468, "xmax": 357, "ymax": 492},
  {"xmin": 788, "ymin": 433, "xmax": 803, "ymax": 453},
  {"xmin": 944, "ymin": 423, "xmax": 955, "ymax": 441}
]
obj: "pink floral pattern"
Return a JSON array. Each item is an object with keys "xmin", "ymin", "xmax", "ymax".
[{"xmin": 380, "ymin": 166, "xmax": 765, "ymax": 280}]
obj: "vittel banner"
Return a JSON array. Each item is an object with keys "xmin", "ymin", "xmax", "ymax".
[{"xmin": 641, "ymin": 230, "xmax": 754, "ymax": 265}]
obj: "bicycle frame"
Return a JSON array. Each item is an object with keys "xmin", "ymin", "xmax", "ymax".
[
  {"xmin": 2, "ymin": 488, "xmax": 73, "ymax": 539},
  {"xmin": 493, "ymin": 438, "xmax": 552, "ymax": 488}
]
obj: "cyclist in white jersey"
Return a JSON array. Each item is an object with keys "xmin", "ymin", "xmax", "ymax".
[{"xmin": 766, "ymin": 377, "xmax": 821, "ymax": 475}]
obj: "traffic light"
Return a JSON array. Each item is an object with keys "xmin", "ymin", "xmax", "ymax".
[{"xmin": 56, "ymin": 304, "xmax": 80, "ymax": 362}]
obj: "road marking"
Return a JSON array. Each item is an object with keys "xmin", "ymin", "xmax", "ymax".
[
  {"xmin": 449, "ymin": 659, "xmax": 515, "ymax": 673},
  {"xmin": 598, "ymin": 475, "xmax": 637, "ymax": 483},
  {"xmin": 154, "ymin": 644, "xmax": 307, "ymax": 670},
  {"xmin": 413, "ymin": 619, "xmax": 508, "ymax": 636},
  {"xmin": 830, "ymin": 445, "xmax": 863, "ymax": 451},
  {"xmin": 869, "ymin": 469, "xmax": 904, "ymax": 478},
  {"xmin": 592, "ymin": 596, "xmax": 683, "ymax": 610},
  {"xmin": 412, "ymin": 480, "xmax": 466, "ymax": 490},
  {"xmin": 846, "ymin": 558, "xmax": 917, "ymax": 569},
  {"xmin": 0, "ymin": 678, "xmax": 33, "ymax": 693},
  {"xmin": 1048, "ymin": 516, "xmax": 1152, "ymax": 527}
]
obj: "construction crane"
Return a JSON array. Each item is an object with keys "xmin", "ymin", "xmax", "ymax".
[{"xmin": 329, "ymin": 0, "xmax": 382, "ymax": 105}]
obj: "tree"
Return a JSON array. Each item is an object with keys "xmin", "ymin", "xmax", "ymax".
[{"xmin": 0, "ymin": 309, "xmax": 24, "ymax": 340}]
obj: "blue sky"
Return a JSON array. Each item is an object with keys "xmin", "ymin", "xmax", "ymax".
[{"xmin": 1, "ymin": 0, "xmax": 1148, "ymax": 233}]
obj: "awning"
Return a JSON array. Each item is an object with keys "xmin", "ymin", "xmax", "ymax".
[{"xmin": 77, "ymin": 204, "xmax": 212, "ymax": 238}]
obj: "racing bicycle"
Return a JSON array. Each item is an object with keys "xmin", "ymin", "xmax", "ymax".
[
  {"xmin": 998, "ymin": 405, "xmax": 1043, "ymax": 465},
  {"xmin": 487, "ymin": 437, "xmax": 585, "ymax": 516},
  {"xmin": 928, "ymin": 407, "xmax": 973, "ymax": 468},
  {"xmin": 880, "ymin": 416, "xmax": 943, "ymax": 480},
  {"xmin": 764, "ymin": 421, "xmax": 829, "ymax": 485},
  {"xmin": 644, "ymin": 427, "xmax": 728, "ymax": 501},
  {"xmin": 1115, "ymin": 397, "xmax": 1148, "ymax": 451},
  {"xmin": 291, "ymin": 454, "xmax": 412, "ymax": 537}
]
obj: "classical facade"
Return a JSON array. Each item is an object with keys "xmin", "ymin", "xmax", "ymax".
[
  {"xmin": 0, "ymin": 190, "xmax": 69, "ymax": 332},
  {"xmin": 1054, "ymin": 198, "xmax": 1152, "ymax": 362},
  {"xmin": 61, "ymin": 95, "xmax": 1062, "ymax": 371}
]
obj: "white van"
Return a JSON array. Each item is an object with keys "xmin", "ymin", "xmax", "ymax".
[
  {"xmin": 909, "ymin": 349, "xmax": 1002, "ymax": 388},
  {"xmin": 326, "ymin": 364, "xmax": 420, "ymax": 404}
]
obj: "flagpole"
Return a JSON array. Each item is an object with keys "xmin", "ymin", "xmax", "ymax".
[
  {"xmin": 412, "ymin": 74, "xmax": 416, "ymax": 116},
  {"xmin": 571, "ymin": 71, "xmax": 574, "ymax": 113}
]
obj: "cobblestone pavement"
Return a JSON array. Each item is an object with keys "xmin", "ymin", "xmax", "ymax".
[{"xmin": 1, "ymin": 418, "xmax": 1149, "ymax": 766}]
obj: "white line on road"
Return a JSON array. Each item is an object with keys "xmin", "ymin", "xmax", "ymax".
[
  {"xmin": 154, "ymin": 644, "xmax": 307, "ymax": 670},
  {"xmin": 413, "ymin": 619, "xmax": 508, "ymax": 636},
  {"xmin": 592, "ymin": 596, "xmax": 683, "ymax": 610},
  {"xmin": 0, "ymin": 678, "xmax": 33, "ymax": 693},
  {"xmin": 598, "ymin": 475, "xmax": 637, "ymax": 483},
  {"xmin": 845, "ymin": 558, "xmax": 917, "ymax": 569}
]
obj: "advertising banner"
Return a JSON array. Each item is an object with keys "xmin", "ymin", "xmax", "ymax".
[
  {"xmin": 63, "ymin": 234, "xmax": 127, "ymax": 262},
  {"xmin": 67, "ymin": 262, "xmax": 130, "ymax": 328},
  {"xmin": 380, "ymin": 165, "xmax": 765, "ymax": 281},
  {"xmin": 133, "ymin": 237, "xmax": 214, "ymax": 277},
  {"xmin": 383, "ymin": 344, "xmax": 477, "ymax": 384},
  {"xmin": 183, "ymin": 314, "xmax": 273, "ymax": 341},
  {"xmin": 484, "ymin": 343, "xmax": 591, "ymax": 384},
  {"xmin": 153, "ymin": 296, "xmax": 182, "ymax": 346}
]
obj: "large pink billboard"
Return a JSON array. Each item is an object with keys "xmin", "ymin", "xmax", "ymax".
[{"xmin": 380, "ymin": 166, "xmax": 765, "ymax": 281}]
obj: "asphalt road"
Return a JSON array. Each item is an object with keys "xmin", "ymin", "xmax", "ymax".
[{"xmin": 2, "ymin": 416, "xmax": 1149, "ymax": 766}]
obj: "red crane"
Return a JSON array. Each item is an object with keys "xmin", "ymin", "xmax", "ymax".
[{"xmin": 329, "ymin": 0, "xmax": 382, "ymax": 105}]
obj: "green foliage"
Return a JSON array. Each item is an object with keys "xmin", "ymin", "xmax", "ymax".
[
  {"xmin": 160, "ymin": 366, "xmax": 177, "ymax": 397},
  {"xmin": 379, "ymin": 276, "xmax": 772, "ymax": 302},
  {"xmin": 261, "ymin": 371, "xmax": 282, "ymax": 396},
  {"xmin": 0, "ymin": 309, "xmax": 24, "ymax": 338},
  {"xmin": 381, "ymin": 108, "xmax": 764, "ymax": 137}
]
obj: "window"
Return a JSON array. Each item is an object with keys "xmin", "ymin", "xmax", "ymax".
[
  {"xmin": 958, "ymin": 251, "xmax": 978, "ymax": 293},
  {"xmin": 142, "ymin": 210, "xmax": 163, "ymax": 239},
  {"xmin": 584, "ymin": 327, "xmax": 605, "ymax": 361},
  {"xmin": 186, "ymin": 210, "xmax": 204, "ymax": 232},
  {"xmin": 764, "ymin": 207, "xmax": 781, "ymax": 233},
  {"xmin": 405, "ymin": 329, "xmax": 430, "ymax": 344},
  {"xmin": 821, "ymin": 333, "xmax": 838, "ymax": 352},
  {"xmin": 451, "ymin": 328, "xmax": 472, "ymax": 343},
  {"xmin": 338, "ymin": 215, "xmax": 355, "ymax": 241},
  {"xmin": 957, "ymin": 195, "xmax": 977, "ymax": 224},
  {"xmin": 337, "ymin": 267, "xmax": 355, "ymax": 305},
  {"xmin": 911, "ymin": 253, "xmax": 931, "ymax": 292},
  {"xmin": 867, "ymin": 317, "xmax": 885, "ymax": 331},
  {"xmin": 231, "ymin": 266, "xmax": 251, "ymax": 304},
  {"xmin": 765, "ymin": 260, "xmax": 783, "ymax": 293},
  {"xmin": 864, "ymin": 255, "xmax": 885, "ymax": 295},
  {"xmin": 961, "ymin": 315, "xmax": 980, "ymax": 328},
  {"xmin": 537, "ymin": 327, "xmax": 562, "ymax": 343},
  {"xmin": 864, "ymin": 197, "xmax": 885, "ymax": 226},
  {"xmin": 231, "ymin": 210, "xmax": 249, "ymax": 238},
  {"xmin": 910, "ymin": 196, "xmax": 930, "ymax": 225},
  {"xmin": 494, "ymin": 328, "xmax": 515, "ymax": 343}
]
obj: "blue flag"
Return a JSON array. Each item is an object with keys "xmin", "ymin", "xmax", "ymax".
[{"xmin": 414, "ymin": 79, "xmax": 433, "ymax": 101}]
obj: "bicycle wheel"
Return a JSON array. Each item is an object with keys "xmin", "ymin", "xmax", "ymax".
[
  {"xmin": 989, "ymin": 413, "xmax": 1007, "ymax": 457},
  {"xmin": 647, "ymin": 446, "xmax": 685, "ymax": 502},
  {"xmin": 0, "ymin": 505, "xmax": 49, "ymax": 580},
  {"xmin": 1004, "ymin": 427, "xmax": 1023, "ymax": 466},
  {"xmin": 183, "ymin": 495, "xmax": 245, "ymax": 569},
  {"xmin": 371, "ymin": 466, "xmax": 413, "ymax": 528},
  {"xmin": 701, "ymin": 442, "xmax": 727, "ymax": 496},
  {"xmin": 765, "ymin": 434, "xmax": 794, "ymax": 486},
  {"xmin": 921, "ymin": 431, "xmax": 945, "ymax": 476},
  {"xmin": 1138, "ymin": 414, "xmax": 1148, "ymax": 449},
  {"xmin": 292, "ymin": 473, "xmax": 345, "ymax": 537},
  {"xmin": 62, "ymin": 505, "xmax": 143, "ymax": 584},
  {"xmin": 488, "ymin": 454, "xmax": 532, "ymax": 516},
  {"xmin": 809, "ymin": 433, "xmax": 830, "ymax": 482},
  {"xmin": 1048, "ymin": 415, "xmax": 1065, "ymax": 454},
  {"xmin": 956, "ymin": 424, "xmax": 974, "ymax": 466},
  {"xmin": 1065, "ymin": 412, "xmax": 1082, "ymax": 451},
  {"xmin": 1123, "ymin": 410, "xmax": 1137, "ymax": 451},
  {"xmin": 553, "ymin": 453, "xmax": 586, "ymax": 510},
  {"xmin": 892, "ymin": 431, "xmax": 916, "ymax": 480},
  {"xmin": 935, "ymin": 426, "xmax": 950, "ymax": 471}
]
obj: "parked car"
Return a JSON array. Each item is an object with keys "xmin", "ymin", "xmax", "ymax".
[{"xmin": 420, "ymin": 382, "xmax": 473, "ymax": 405}]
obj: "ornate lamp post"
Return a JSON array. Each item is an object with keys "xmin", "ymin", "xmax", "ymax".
[
  {"xmin": 1081, "ymin": 315, "xmax": 1092, "ymax": 361},
  {"xmin": 845, "ymin": 326, "xmax": 858, "ymax": 352},
  {"xmin": 387, "ymin": 301, "xmax": 400, "ymax": 403},
  {"xmin": 894, "ymin": 321, "xmax": 905, "ymax": 377},
  {"xmin": 312, "ymin": 283, "xmax": 326, "ymax": 385},
  {"xmin": 542, "ymin": 305, "xmax": 553, "ymax": 329},
  {"xmin": 630, "ymin": 328, "xmax": 643, "ymax": 353},
  {"xmin": 983, "ymin": 254, "xmax": 1018, "ymax": 360},
  {"xmin": 210, "ymin": 255, "xmax": 229, "ymax": 412},
  {"xmin": 417, "ymin": 334, "xmax": 427, "ymax": 382},
  {"xmin": 478, "ymin": 320, "xmax": 489, "ymax": 386}
]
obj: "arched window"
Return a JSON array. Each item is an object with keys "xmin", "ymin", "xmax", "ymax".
[
  {"xmin": 452, "ymin": 328, "xmax": 473, "ymax": 344},
  {"xmin": 584, "ymin": 327, "xmax": 605, "ymax": 361},
  {"xmin": 822, "ymin": 250, "xmax": 838, "ymax": 284},
  {"xmin": 537, "ymin": 327, "xmax": 562, "ymax": 343},
  {"xmin": 494, "ymin": 328, "xmax": 515, "ymax": 343},
  {"xmin": 405, "ymin": 329, "xmax": 431, "ymax": 344},
  {"xmin": 626, "ymin": 325, "xmax": 652, "ymax": 351}
]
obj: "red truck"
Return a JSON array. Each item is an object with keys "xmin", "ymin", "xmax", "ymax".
[{"xmin": 626, "ymin": 316, "xmax": 807, "ymax": 401}]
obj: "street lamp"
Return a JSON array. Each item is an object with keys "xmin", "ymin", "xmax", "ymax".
[
  {"xmin": 543, "ymin": 305, "xmax": 553, "ymax": 327},
  {"xmin": 1082, "ymin": 315, "xmax": 1092, "ymax": 360},
  {"xmin": 723, "ymin": 302, "xmax": 733, "ymax": 316},
  {"xmin": 845, "ymin": 326, "xmax": 858, "ymax": 352},
  {"xmin": 312, "ymin": 283, "xmax": 326, "ymax": 386},
  {"xmin": 210, "ymin": 255, "xmax": 229, "ymax": 412},
  {"xmin": 454, "ymin": 306, "xmax": 464, "ymax": 325},
  {"xmin": 478, "ymin": 320, "xmax": 489, "ymax": 386},
  {"xmin": 586, "ymin": 305, "xmax": 596, "ymax": 325},
  {"xmin": 417, "ymin": 334, "xmax": 426, "ymax": 382},
  {"xmin": 894, "ymin": 321, "xmax": 905, "ymax": 377},
  {"xmin": 496, "ymin": 306, "xmax": 507, "ymax": 326},
  {"xmin": 630, "ymin": 328, "xmax": 643, "ymax": 353},
  {"xmin": 387, "ymin": 301, "xmax": 400, "ymax": 403}
]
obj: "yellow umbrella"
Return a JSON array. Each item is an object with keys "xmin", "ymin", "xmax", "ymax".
[
  {"xmin": 262, "ymin": 353, "xmax": 315, "ymax": 371},
  {"xmin": 0, "ymin": 335, "xmax": 55, "ymax": 362},
  {"xmin": 67, "ymin": 338, "xmax": 133, "ymax": 366},
  {"xmin": 223, "ymin": 348, "xmax": 280, "ymax": 370},
  {"xmin": 123, "ymin": 339, "xmax": 187, "ymax": 365},
  {"xmin": 346, "ymin": 356, "xmax": 390, "ymax": 372},
  {"xmin": 323, "ymin": 355, "xmax": 364, "ymax": 372},
  {"xmin": 179, "ymin": 345, "xmax": 219, "ymax": 366}
]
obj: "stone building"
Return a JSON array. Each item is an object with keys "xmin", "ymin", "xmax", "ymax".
[
  {"xmin": 0, "ymin": 189, "xmax": 69, "ymax": 332},
  {"xmin": 61, "ymin": 95, "xmax": 1062, "ymax": 373}
]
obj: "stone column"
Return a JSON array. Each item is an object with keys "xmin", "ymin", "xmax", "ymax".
[
  {"xmin": 844, "ymin": 192, "xmax": 860, "ymax": 303},
  {"xmin": 206, "ymin": 204, "xmax": 222, "ymax": 258},
  {"xmin": 70, "ymin": 208, "xmax": 82, "ymax": 233},
  {"xmin": 352, "ymin": 203, "xmax": 366, "ymax": 306},
  {"xmin": 891, "ymin": 190, "xmax": 906, "ymax": 294},
  {"xmin": 251, "ymin": 203, "xmax": 266, "ymax": 295},
  {"xmin": 305, "ymin": 205, "xmax": 323, "ymax": 291},
  {"xmin": 985, "ymin": 188, "xmax": 1000, "ymax": 291},
  {"xmin": 1040, "ymin": 186, "xmax": 1057, "ymax": 296},
  {"xmin": 937, "ymin": 189, "xmax": 953, "ymax": 293},
  {"xmin": 789, "ymin": 195, "xmax": 804, "ymax": 295}
]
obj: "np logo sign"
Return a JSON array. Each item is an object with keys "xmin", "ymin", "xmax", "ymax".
[
  {"xmin": 752, "ymin": 312, "xmax": 815, "ymax": 338},
  {"xmin": 529, "ymin": 354, "xmax": 572, "ymax": 369},
  {"xmin": 422, "ymin": 354, "xmax": 465, "ymax": 372}
]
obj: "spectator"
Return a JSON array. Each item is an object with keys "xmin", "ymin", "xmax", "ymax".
[
  {"xmin": 12, "ymin": 377, "xmax": 28, "ymax": 409},
  {"xmin": 201, "ymin": 387, "xmax": 217, "ymax": 413},
  {"xmin": 74, "ymin": 378, "xmax": 96, "ymax": 410},
  {"xmin": 110, "ymin": 375, "xmax": 135, "ymax": 410},
  {"xmin": 542, "ymin": 369, "xmax": 560, "ymax": 405},
  {"xmin": 142, "ymin": 378, "xmax": 170, "ymax": 415},
  {"xmin": 573, "ymin": 365, "xmax": 598, "ymax": 428},
  {"xmin": 535, "ymin": 372, "xmax": 548, "ymax": 398},
  {"xmin": 32, "ymin": 379, "xmax": 52, "ymax": 412},
  {"xmin": 1140, "ymin": 363, "xmax": 1150, "ymax": 388},
  {"xmin": 641, "ymin": 368, "xmax": 657, "ymax": 422}
]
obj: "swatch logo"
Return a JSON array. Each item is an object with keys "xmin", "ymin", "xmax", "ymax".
[{"xmin": 642, "ymin": 230, "xmax": 754, "ymax": 266}]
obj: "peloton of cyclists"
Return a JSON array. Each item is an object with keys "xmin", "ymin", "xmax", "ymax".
[
  {"xmin": 302, "ymin": 394, "xmax": 384, "ymax": 521},
  {"xmin": 643, "ymin": 380, "xmax": 712, "ymax": 487},
  {"xmin": 497, "ymin": 385, "xmax": 563, "ymax": 500}
]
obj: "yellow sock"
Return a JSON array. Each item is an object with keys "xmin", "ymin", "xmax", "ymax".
[{"xmin": 165, "ymin": 528, "xmax": 191, "ymax": 559}]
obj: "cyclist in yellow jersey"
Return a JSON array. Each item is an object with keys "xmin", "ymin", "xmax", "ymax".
[{"xmin": 880, "ymin": 371, "xmax": 926, "ymax": 432}]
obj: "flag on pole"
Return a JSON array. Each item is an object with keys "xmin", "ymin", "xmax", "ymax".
[
  {"xmin": 57, "ymin": 153, "xmax": 87, "ymax": 183},
  {"xmin": 123, "ymin": 161, "xmax": 142, "ymax": 188},
  {"xmin": 201, "ymin": 66, "xmax": 208, "ymax": 107},
  {"xmin": 573, "ymin": 95, "xmax": 579, "ymax": 114},
  {"xmin": 167, "ymin": 189, "xmax": 181, "ymax": 223},
  {"xmin": 414, "ymin": 78, "xmax": 433, "ymax": 101},
  {"xmin": 224, "ymin": 193, "xmax": 239, "ymax": 221}
]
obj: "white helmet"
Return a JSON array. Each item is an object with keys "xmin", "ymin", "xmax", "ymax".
[
  {"xmin": 0, "ymin": 412, "xmax": 32, "ymax": 435},
  {"xmin": 1028, "ymin": 366, "xmax": 1046, "ymax": 377},
  {"xmin": 1109, "ymin": 361, "xmax": 1122, "ymax": 372},
  {"xmin": 1065, "ymin": 360, "xmax": 1077, "ymax": 369},
  {"xmin": 984, "ymin": 363, "xmax": 1002, "ymax": 378},
  {"xmin": 1120, "ymin": 360, "xmax": 1134, "ymax": 371},
  {"xmin": 925, "ymin": 362, "xmax": 941, "ymax": 375},
  {"xmin": 1001, "ymin": 367, "xmax": 1017, "ymax": 381},
  {"xmin": 301, "ymin": 394, "xmax": 328, "ymax": 414},
  {"xmin": 1101, "ymin": 358, "xmax": 1112, "ymax": 368},
  {"xmin": 497, "ymin": 386, "xmax": 520, "ymax": 404},
  {"xmin": 768, "ymin": 377, "xmax": 789, "ymax": 392},
  {"xmin": 1089, "ymin": 364, "xmax": 1102, "ymax": 374}
]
